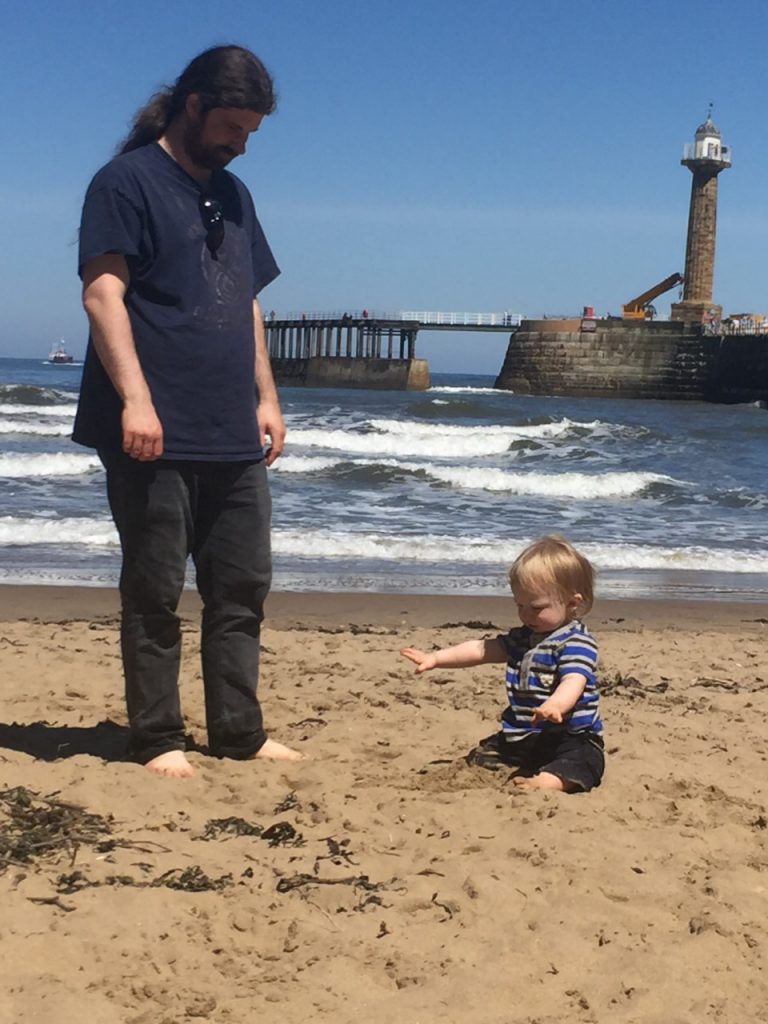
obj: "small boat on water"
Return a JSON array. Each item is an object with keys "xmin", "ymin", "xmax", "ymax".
[{"xmin": 47, "ymin": 339, "xmax": 75, "ymax": 364}]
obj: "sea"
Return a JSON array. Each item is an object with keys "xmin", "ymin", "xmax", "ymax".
[{"xmin": 1, "ymin": 356, "xmax": 767, "ymax": 602}]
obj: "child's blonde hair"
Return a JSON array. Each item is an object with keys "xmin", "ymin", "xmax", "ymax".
[{"xmin": 509, "ymin": 535, "xmax": 595, "ymax": 615}]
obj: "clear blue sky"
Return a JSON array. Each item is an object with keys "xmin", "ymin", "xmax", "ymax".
[{"xmin": 2, "ymin": 0, "xmax": 767, "ymax": 373}]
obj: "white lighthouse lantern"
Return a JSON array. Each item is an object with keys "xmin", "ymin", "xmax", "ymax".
[{"xmin": 683, "ymin": 106, "xmax": 731, "ymax": 167}]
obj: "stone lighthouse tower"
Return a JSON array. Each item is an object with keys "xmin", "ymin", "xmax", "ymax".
[{"xmin": 670, "ymin": 108, "xmax": 731, "ymax": 324}]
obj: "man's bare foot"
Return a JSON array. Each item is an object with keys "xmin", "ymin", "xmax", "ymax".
[
  {"xmin": 144, "ymin": 750, "xmax": 196, "ymax": 778},
  {"xmin": 252, "ymin": 738, "xmax": 305, "ymax": 762}
]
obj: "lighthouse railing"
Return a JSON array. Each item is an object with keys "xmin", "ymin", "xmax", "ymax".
[{"xmin": 682, "ymin": 142, "xmax": 732, "ymax": 165}]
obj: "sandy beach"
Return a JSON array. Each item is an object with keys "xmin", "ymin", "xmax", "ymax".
[{"xmin": 1, "ymin": 584, "xmax": 767, "ymax": 1024}]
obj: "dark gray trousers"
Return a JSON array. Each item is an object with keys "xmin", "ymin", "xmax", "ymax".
[{"xmin": 100, "ymin": 452, "xmax": 272, "ymax": 763}]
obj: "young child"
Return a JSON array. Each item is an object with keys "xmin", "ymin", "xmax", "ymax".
[{"xmin": 401, "ymin": 535, "xmax": 604, "ymax": 792}]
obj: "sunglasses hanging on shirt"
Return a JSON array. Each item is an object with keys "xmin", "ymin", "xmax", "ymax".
[{"xmin": 199, "ymin": 195, "xmax": 225, "ymax": 259}]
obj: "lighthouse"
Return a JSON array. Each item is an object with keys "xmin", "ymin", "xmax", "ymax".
[{"xmin": 670, "ymin": 108, "xmax": 731, "ymax": 324}]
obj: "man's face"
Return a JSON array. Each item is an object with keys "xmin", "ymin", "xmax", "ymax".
[{"xmin": 184, "ymin": 104, "xmax": 265, "ymax": 170}]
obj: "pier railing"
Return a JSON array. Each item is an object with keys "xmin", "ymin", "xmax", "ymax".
[
  {"xmin": 682, "ymin": 142, "xmax": 732, "ymax": 165},
  {"xmin": 265, "ymin": 310, "xmax": 524, "ymax": 362},
  {"xmin": 279, "ymin": 310, "xmax": 398, "ymax": 322},
  {"xmin": 703, "ymin": 318, "xmax": 768, "ymax": 336},
  {"xmin": 400, "ymin": 311, "xmax": 522, "ymax": 327},
  {"xmin": 276, "ymin": 310, "xmax": 523, "ymax": 327}
]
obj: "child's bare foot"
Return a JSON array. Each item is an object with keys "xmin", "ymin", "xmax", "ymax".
[
  {"xmin": 512, "ymin": 771, "xmax": 571, "ymax": 792},
  {"xmin": 144, "ymin": 750, "xmax": 196, "ymax": 778},
  {"xmin": 252, "ymin": 738, "xmax": 305, "ymax": 762}
]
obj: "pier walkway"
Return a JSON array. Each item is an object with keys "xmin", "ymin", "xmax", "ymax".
[{"xmin": 265, "ymin": 310, "xmax": 522, "ymax": 362}]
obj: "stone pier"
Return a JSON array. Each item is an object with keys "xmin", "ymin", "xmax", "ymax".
[
  {"xmin": 265, "ymin": 316, "xmax": 430, "ymax": 390},
  {"xmin": 494, "ymin": 319, "xmax": 768, "ymax": 403}
]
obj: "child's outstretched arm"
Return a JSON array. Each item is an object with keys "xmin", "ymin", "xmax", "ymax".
[
  {"xmin": 532, "ymin": 672, "xmax": 587, "ymax": 724},
  {"xmin": 401, "ymin": 637, "xmax": 507, "ymax": 674}
]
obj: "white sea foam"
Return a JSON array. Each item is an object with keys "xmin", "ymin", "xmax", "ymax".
[
  {"xmin": 287, "ymin": 417, "xmax": 595, "ymax": 459},
  {"xmin": 398, "ymin": 464, "xmax": 671, "ymax": 498},
  {"xmin": 368, "ymin": 417, "xmax": 589, "ymax": 439},
  {"xmin": 580, "ymin": 541, "xmax": 768, "ymax": 575},
  {"xmin": 0, "ymin": 420, "xmax": 72, "ymax": 436},
  {"xmin": 428, "ymin": 386, "xmax": 510, "ymax": 394},
  {"xmin": 287, "ymin": 427, "xmax": 515, "ymax": 458},
  {"xmin": 271, "ymin": 528, "xmax": 768, "ymax": 574},
  {"xmin": 273, "ymin": 454, "xmax": 345, "ymax": 474},
  {"xmin": 0, "ymin": 453, "xmax": 102, "ymax": 478},
  {"xmin": 0, "ymin": 568, "xmax": 119, "ymax": 587},
  {"xmin": 2, "ymin": 515, "xmax": 767, "ymax": 581},
  {"xmin": 0, "ymin": 403, "xmax": 77, "ymax": 416},
  {"xmin": 271, "ymin": 529, "xmax": 507, "ymax": 564},
  {"xmin": 273, "ymin": 452, "xmax": 671, "ymax": 498},
  {"xmin": 0, "ymin": 515, "xmax": 117, "ymax": 545}
]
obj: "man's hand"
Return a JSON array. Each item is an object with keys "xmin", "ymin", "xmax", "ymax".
[
  {"xmin": 257, "ymin": 397, "xmax": 286, "ymax": 466},
  {"xmin": 400, "ymin": 647, "xmax": 437, "ymax": 674},
  {"xmin": 122, "ymin": 399, "xmax": 164, "ymax": 460}
]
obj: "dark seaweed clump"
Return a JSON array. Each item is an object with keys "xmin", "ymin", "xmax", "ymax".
[
  {"xmin": 0, "ymin": 786, "xmax": 113, "ymax": 873},
  {"xmin": 197, "ymin": 816, "xmax": 304, "ymax": 847}
]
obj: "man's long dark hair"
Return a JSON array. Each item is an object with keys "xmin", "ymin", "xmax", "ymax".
[{"xmin": 117, "ymin": 45, "xmax": 276, "ymax": 155}]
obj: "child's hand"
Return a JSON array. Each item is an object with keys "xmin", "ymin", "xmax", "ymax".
[
  {"xmin": 400, "ymin": 647, "xmax": 437, "ymax": 674},
  {"xmin": 531, "ymin": 700, "xmax": 564, "ymax": 725}
]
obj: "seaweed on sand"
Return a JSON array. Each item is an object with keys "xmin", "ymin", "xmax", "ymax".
[
  {"xmin": 196, "ymin": 816, "xmax": 304, "ymax": 847},
  {"xmin": 0, "ymin": 785, "xmax": 113, "ymax": 872}
]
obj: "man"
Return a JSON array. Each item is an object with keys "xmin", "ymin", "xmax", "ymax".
[{"xmin": 73, "ymin": 45, "xmax": 301, "ymax": 777}]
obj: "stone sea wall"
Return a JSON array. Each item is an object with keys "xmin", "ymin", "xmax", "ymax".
[
  {"xmin": 272, "ymin": 357, "xmax": 430, "ymax": 391},
  {"xmin": 494, "ymin": 320, "xmax": 768, "ymax": 403}
]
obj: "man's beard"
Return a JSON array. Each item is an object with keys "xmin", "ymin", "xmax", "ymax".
[{"xmin": 183, "ymin": 117, "xmax": 237, "ymax": 171}]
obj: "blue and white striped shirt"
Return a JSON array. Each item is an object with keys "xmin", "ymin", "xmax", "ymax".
[{"xmin": 497, "ymin": 620, "xmax": 602, "ymax": 740}]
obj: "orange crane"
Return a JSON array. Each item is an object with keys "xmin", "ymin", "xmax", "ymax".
[{"xmin": 622, "ymin": 272, "xmax": 684, "ymax": 320}]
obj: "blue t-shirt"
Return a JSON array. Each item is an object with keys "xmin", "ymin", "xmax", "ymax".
[
  {"xmin": 72, "ymin": 142, "xmax": 280, "ymax": 459},
  {"xmin": 497, "ymin": 620, "xmax": 602, "ymax": 739}
]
